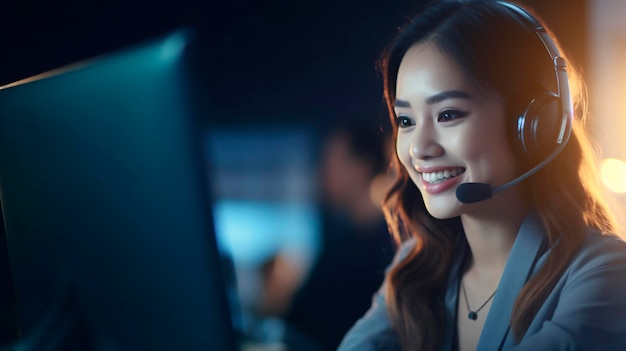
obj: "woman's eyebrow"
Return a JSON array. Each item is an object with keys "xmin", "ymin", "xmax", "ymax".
[
  {"xmin": 426, "ymin": 90, "xmax": 472, "ymax": 104},
  {"xmin": 394, "ymin": 99, "xmax": 412, "ymax": 108},
  {"xmin": 394, "ymin": 90, "xmax": 472, "ymax": 109}
]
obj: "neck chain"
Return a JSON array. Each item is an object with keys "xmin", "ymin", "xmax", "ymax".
[{"xmin": 461, "ymin": 280, "xmax": 497, "ymax": 320}]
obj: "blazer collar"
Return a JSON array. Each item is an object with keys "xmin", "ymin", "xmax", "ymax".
[
  {"xmin": 476, "ymin": 210, "xmax": 546, "ymax": 350},
  {"xmin": 442, "ymin": 237, "xmax": 469, "ymax": 351}
]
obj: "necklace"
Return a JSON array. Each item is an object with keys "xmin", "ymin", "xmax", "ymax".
[{"xmin": 461, "ymin": 280, "xmax": 497, "ymax": 320}]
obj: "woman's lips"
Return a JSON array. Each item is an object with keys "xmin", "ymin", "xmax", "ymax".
[{"xmin": 417, "ymin": 167, "xmax": 466, "ymax": 194}]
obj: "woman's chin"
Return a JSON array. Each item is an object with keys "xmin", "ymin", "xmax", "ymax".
[{"xmin": 423, "ymin": 199, "xmax": 463, "ymax": 220}]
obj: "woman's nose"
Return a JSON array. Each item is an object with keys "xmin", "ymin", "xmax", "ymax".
[{"xmin": 409, "ymin": 127, "xmax": 444, "ymax": 160}]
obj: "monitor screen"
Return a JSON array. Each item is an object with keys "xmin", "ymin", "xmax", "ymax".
[{"xmin": 0, "ymin": 30, "xmax": 237, "ymax": 350}]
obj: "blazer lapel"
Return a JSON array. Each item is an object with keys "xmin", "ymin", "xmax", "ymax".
[
  {"xmin": 442, "ymin": 240, "xmax": 469, "ymax": 351},
  {"xmin": 476, "ymin": 211, "xmax": 546, "ymax": 350}
]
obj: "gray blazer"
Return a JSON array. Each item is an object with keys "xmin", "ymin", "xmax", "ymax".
[{"xmin": 338, "ymin": 212, "xmax": 626, "ymax": 350}]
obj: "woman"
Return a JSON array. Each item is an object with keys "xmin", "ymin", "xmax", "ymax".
[{"xmin": 338, "ymin": 1, "xmax": 626, "ymax": 350}]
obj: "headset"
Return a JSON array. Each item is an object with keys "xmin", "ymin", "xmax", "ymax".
[{"xmin": 456, "ymin": 1, "xmax": 574, "ymax": 203}]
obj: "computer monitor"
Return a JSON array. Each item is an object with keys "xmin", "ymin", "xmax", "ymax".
[{"xmin": 0, "ymin": 30, "xmax": 238, "ymax": 350}]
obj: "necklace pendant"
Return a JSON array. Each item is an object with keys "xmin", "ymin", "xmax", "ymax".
[{"xmin": 468, "ymin": 311, "xmax": 478, "ymax": 320}]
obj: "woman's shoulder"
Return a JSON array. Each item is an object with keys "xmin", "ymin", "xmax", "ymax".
[
  {"xmin": 580, "ymin": 229, "xmax": 626, "ymax": 259},
  {"xmin": 565, "ymin": 229, "xmax": 626, "ymax": 278},
  {"xmin": 390, "ymin": 237, "xmax": 417, "ymax": 265}
]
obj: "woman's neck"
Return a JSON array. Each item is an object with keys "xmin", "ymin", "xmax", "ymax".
[{"xmin": 460, "ymin": 193, "xmax": 529, "ymax": 276}]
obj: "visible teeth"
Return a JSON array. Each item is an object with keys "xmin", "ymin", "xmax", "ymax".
[{"xmin": 421, "ymin": 168, "xmax": 464, "ymax": 184}]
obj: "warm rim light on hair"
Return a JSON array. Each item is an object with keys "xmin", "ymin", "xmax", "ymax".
[{"xmin": 601, "ymin": 158, "xmax": 626, "ymax": 194}]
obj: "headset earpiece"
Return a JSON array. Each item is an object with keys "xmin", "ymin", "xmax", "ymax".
[{"xmin": 517, "ymin": 92, "xmax": 561, "ymax": 160}]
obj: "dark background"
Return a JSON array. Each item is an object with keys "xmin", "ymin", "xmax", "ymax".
[{"xmin": 1, "ymin": 0, "xmax": 588, "ymax": 128}]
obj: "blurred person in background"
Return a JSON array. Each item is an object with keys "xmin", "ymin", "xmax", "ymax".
[{"xmin": 257, "ymin": 122, "xmax": 395, "ymax": 351}]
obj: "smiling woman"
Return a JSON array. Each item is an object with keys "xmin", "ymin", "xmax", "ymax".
[
  {"xmin": 393, "ymin": 42, "xmax": 518, "ymax": 220},
  {"xmin": 337, "ymin": 1, "xmax": 626, "ymax": 351}
]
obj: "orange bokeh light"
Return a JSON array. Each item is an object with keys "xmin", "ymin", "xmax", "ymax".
[{"xmin": 601, "ymin": 158, "xmax": 626, "ymax": 194}]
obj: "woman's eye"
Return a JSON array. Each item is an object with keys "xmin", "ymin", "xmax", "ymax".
[
  {"xmin": 437, "ymin": 110, "xmax": 467, "ymax": 122},
  {"xmin": 395, "ymin": 116, "xmax": 415, "ymax": 128}
]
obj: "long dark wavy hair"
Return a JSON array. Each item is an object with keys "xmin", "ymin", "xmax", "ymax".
[{"xmin": 378, "ymin": 1, "xmax": 619, "ymax": 350}]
